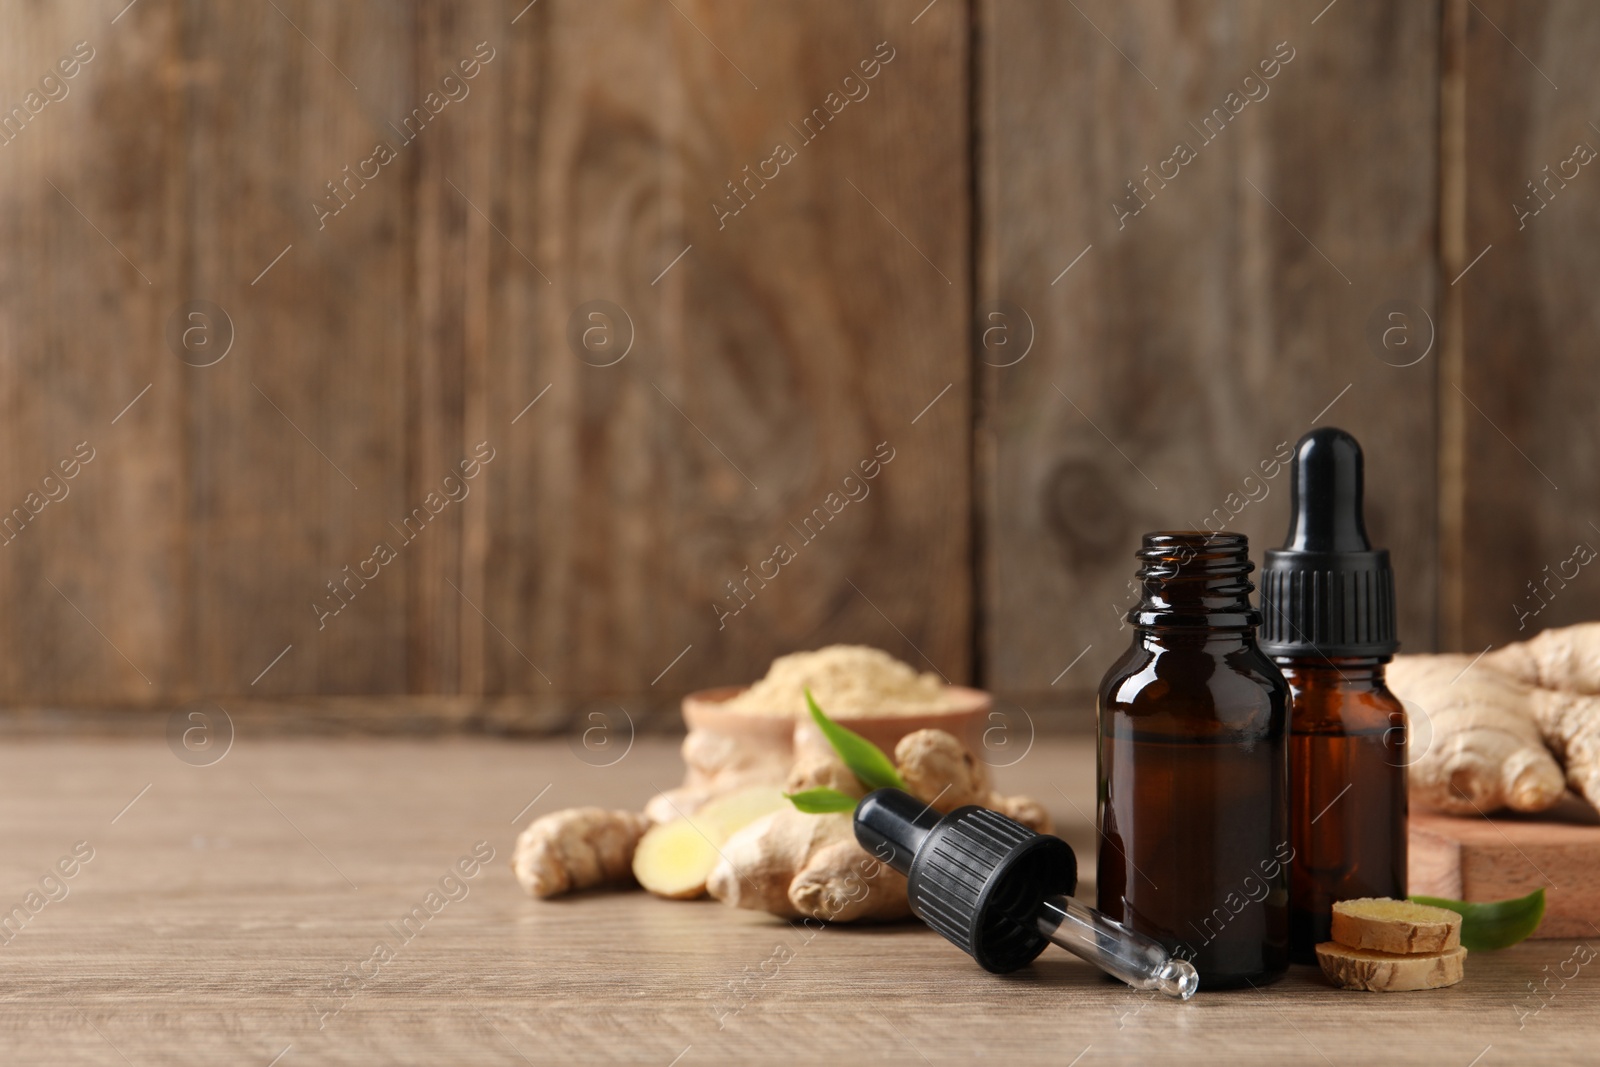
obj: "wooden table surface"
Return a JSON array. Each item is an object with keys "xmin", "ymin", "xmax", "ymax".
[{"xmin": 3, "ymin": 735, "xmax": 1596, "ymax": 1066}]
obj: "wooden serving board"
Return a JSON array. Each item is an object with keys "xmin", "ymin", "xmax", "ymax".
[{"xmin": 1409, "ymin": 797, "xmax": 1600, "ymax": 940}]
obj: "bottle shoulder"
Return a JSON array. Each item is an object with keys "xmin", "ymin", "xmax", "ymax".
[
  {"xmin": 1099, "ymin": 635, "xmax": 1288, "ymax": 737},
  {"xmin": 1284, "ymin": 671, "xmax": 1406, "ymax": 733}
]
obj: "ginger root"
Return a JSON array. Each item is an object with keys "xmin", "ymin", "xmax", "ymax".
[
  {"xmin": 704, "ymin": 728, "xmax": 1052, "ymax": 922},
  {"xmin": 1391, "ymin": 623, "xmax": 1600, "ymax": 814},
  {"xmin": 707, "ymin": 808, "xmax": 856, "ymax": 917},
  {"xmin": 1389, "ymin": 654, "xmax": 1567, "ymax": 814},
  {"xmin": 895, "ymin": 729, "xmax": 991, "ymax": 810},
  {"xmin": 680, "ymin": 727, "xmax": 791, "ymax": 793},
  {"xmin": 513, "ymin": 807, "xmax": 651, "ymax": 898},
  {"xmin": 706, "ymin": 808, "xmax": 910, "ymax": 922},
  {"xmin": 644, "ymin": 723, "xmax": 799, "ymax": 824},
  {"xmin": 516, "ymin": 718, "xmax": 1049, "ymax": 921},
  {"xmin": 1485, "ymin": 622, "xmax": 1600, "ymax": 693},
  {"xmin": 895, "ymin": 729, "xmax": 1053, "ymax": 833},
  {"xmin": 784, "ymin": 752, "xmax": 865, "ymax": 799},
  {"xmin": 789, "ymin": 839, "xmax": 910, "ymax": 922},
  {"xmin": 991, "ymin": 792, "xmax": 1053, "ymax": 833}
]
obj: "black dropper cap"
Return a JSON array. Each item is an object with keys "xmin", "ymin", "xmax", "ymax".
[
  {"xmin": 854, "ymin": 788, "xmax": 1077, "ymax": 973},
  {"xmin": 1258, "ymin": 427, "xmax": 1398, "ymax": 659}
]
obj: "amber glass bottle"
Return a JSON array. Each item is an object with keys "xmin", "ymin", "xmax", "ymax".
[
  {"xmin": 1260, "ymin": 428, "xmax": 1406, "ymax": 964},
  {"xmin": 1097, "ymin": 532, "xmax": 1290, "ymax": 990},
  {"xmin": 1276, "ymin": 663, "xmax": 1406, "ymax": 962}
]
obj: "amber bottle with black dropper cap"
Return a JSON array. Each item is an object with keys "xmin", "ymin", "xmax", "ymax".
[
  {"xmin": 1258, "ymin": 427, "xmax": 1406, "ymax": 965},
  {"xmin": 1097, "ymin": 532, "xmax": 1290, "ymax": 990}
]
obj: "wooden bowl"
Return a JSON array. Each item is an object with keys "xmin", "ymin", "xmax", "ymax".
[{"xmin": 682, "ymin": 684, "xmax": 993, "ymax": 766}]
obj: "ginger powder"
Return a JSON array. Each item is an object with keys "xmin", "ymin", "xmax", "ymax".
[{"xmin": 723, "ymin": 645, "xmax": 952, "ymax": 717}]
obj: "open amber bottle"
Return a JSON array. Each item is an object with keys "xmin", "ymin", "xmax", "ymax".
[{"xmin": 1097, "ymin": 532, "xmax": 1290, "ymax": 990}]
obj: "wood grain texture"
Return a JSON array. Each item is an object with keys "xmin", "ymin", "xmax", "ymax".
[
  {"xmin": 3, "ymin": 0, "xmax": 1600, "ymax": 718},
  {"xmin": 407, "ymin": 2, "xmax": 501, "ymax": 694},
  {"xmin": 976, "ymin": 0, "xmax": 1441, "ymax": 710},
  {"xmin": 0, "ymin": 735, "xmax": 1595, "ymax": 1065},
  {"xmin": 0, "ymin": 0, "xmax": 972, "ymax": 712},
  {"xmin": 1411, "ymin": 807, "xmax": 1600, "ymax": 940},
  {"xmin": 479, "ymin": 0, "xmax": 973, "ymax": 706},
  {"xmin": 1458, "ymin": 1, "xmax": 1600, "ymax": 651},
  {"xmin": 1436, "ymin": 0, "xmax": 1469, "ymax": 653},
  {"xmin": 0, "ymin": 3, "xmax": 184, "ymax": 701},
  {"xmin": 184, "ymin": 0, "xmax": 418, "ymax": 697}
]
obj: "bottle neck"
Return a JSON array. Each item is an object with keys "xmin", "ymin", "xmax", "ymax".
[
  {"xmin": 1135, "ymin": 629, "xmax": 1253, "ymax": 653},
  {"xmin": 1129, "ymin": 532, "xmax": 1260, "ymax": 633}
]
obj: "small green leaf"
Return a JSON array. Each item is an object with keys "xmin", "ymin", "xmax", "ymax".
[
  {"xmin": 805, "ymin": 688, "xmax": 906, "ymax": 792},
  {"xmin": 785, "ymin": 787, "xmax": 861, "ymax": 814},
  {"xmin": 1410, "ymin": 888, "xmax": 1547, "ymax": 951}
]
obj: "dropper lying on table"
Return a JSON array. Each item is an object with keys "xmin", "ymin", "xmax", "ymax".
[{"xmin": 854, "ymin": 788, "xmax": 1198, "ymax": 999}]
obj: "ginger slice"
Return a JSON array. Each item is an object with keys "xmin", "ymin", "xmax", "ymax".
[
  {"xmin": 633, "ymin": 787, "xmax": 786, "ymax": 900},
  {"xmin": 1316, "ymin": 942, "xmax": 1466, "ymax": 992},
  {"xmin": 632, "ymin": 817, "xmax": 723, "ymax": 899},
  {"xmin": 1331, "ymin": 897, "xmax": 1462, "ymax": 955}
]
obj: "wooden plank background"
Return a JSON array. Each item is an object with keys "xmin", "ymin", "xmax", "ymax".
[
  {"xmin": 0, "ymin": 0, "xmax": 1592, "ymax": 725},
  {"xmin": 1455, "ymin": 0, "xmax": 1600, "ymax": 653},
  {"xmin": 976, "ymin": 0, "xmax": 1441, "ymax": 706}
]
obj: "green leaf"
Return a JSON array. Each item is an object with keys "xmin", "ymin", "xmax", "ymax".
[
  {"xmin": 785, "ymin": 787, "xmax": 861, "ymax": 814},
  {"xmin": 1410, "ymin": 888, "xmax": 1546, "ymax": 951},
  {"xmin": 805, "ymin": 688, "xmax": 906, "ymax": 792}
]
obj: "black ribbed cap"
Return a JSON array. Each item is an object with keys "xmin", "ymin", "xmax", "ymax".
[
  {"xmin": 854, "ymin": 789, "xmax": 1077, "ymax": 973},
  {"xmin": 1258, "ymin": 427, "xmax": 1398, "ymax": 658}
]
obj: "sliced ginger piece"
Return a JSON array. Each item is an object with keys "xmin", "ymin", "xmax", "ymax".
[
  {"xmin": 1316, "ymin": 942, "xmax": 1466, "ymax": 991},
  {"xmin": 696, "ymin": 786, "xmax": 786, "ymax": 838},
  {"xmin": 633, "ymin": 787, "xmax": 785, "ymax": 900},
  {"xmin": 1331, "ymin": 897, "xmax": 1462, "ymax": 955},
  {"xmin": 633, "ymin": 817, "xmax": 724, "ymax": 899}
]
